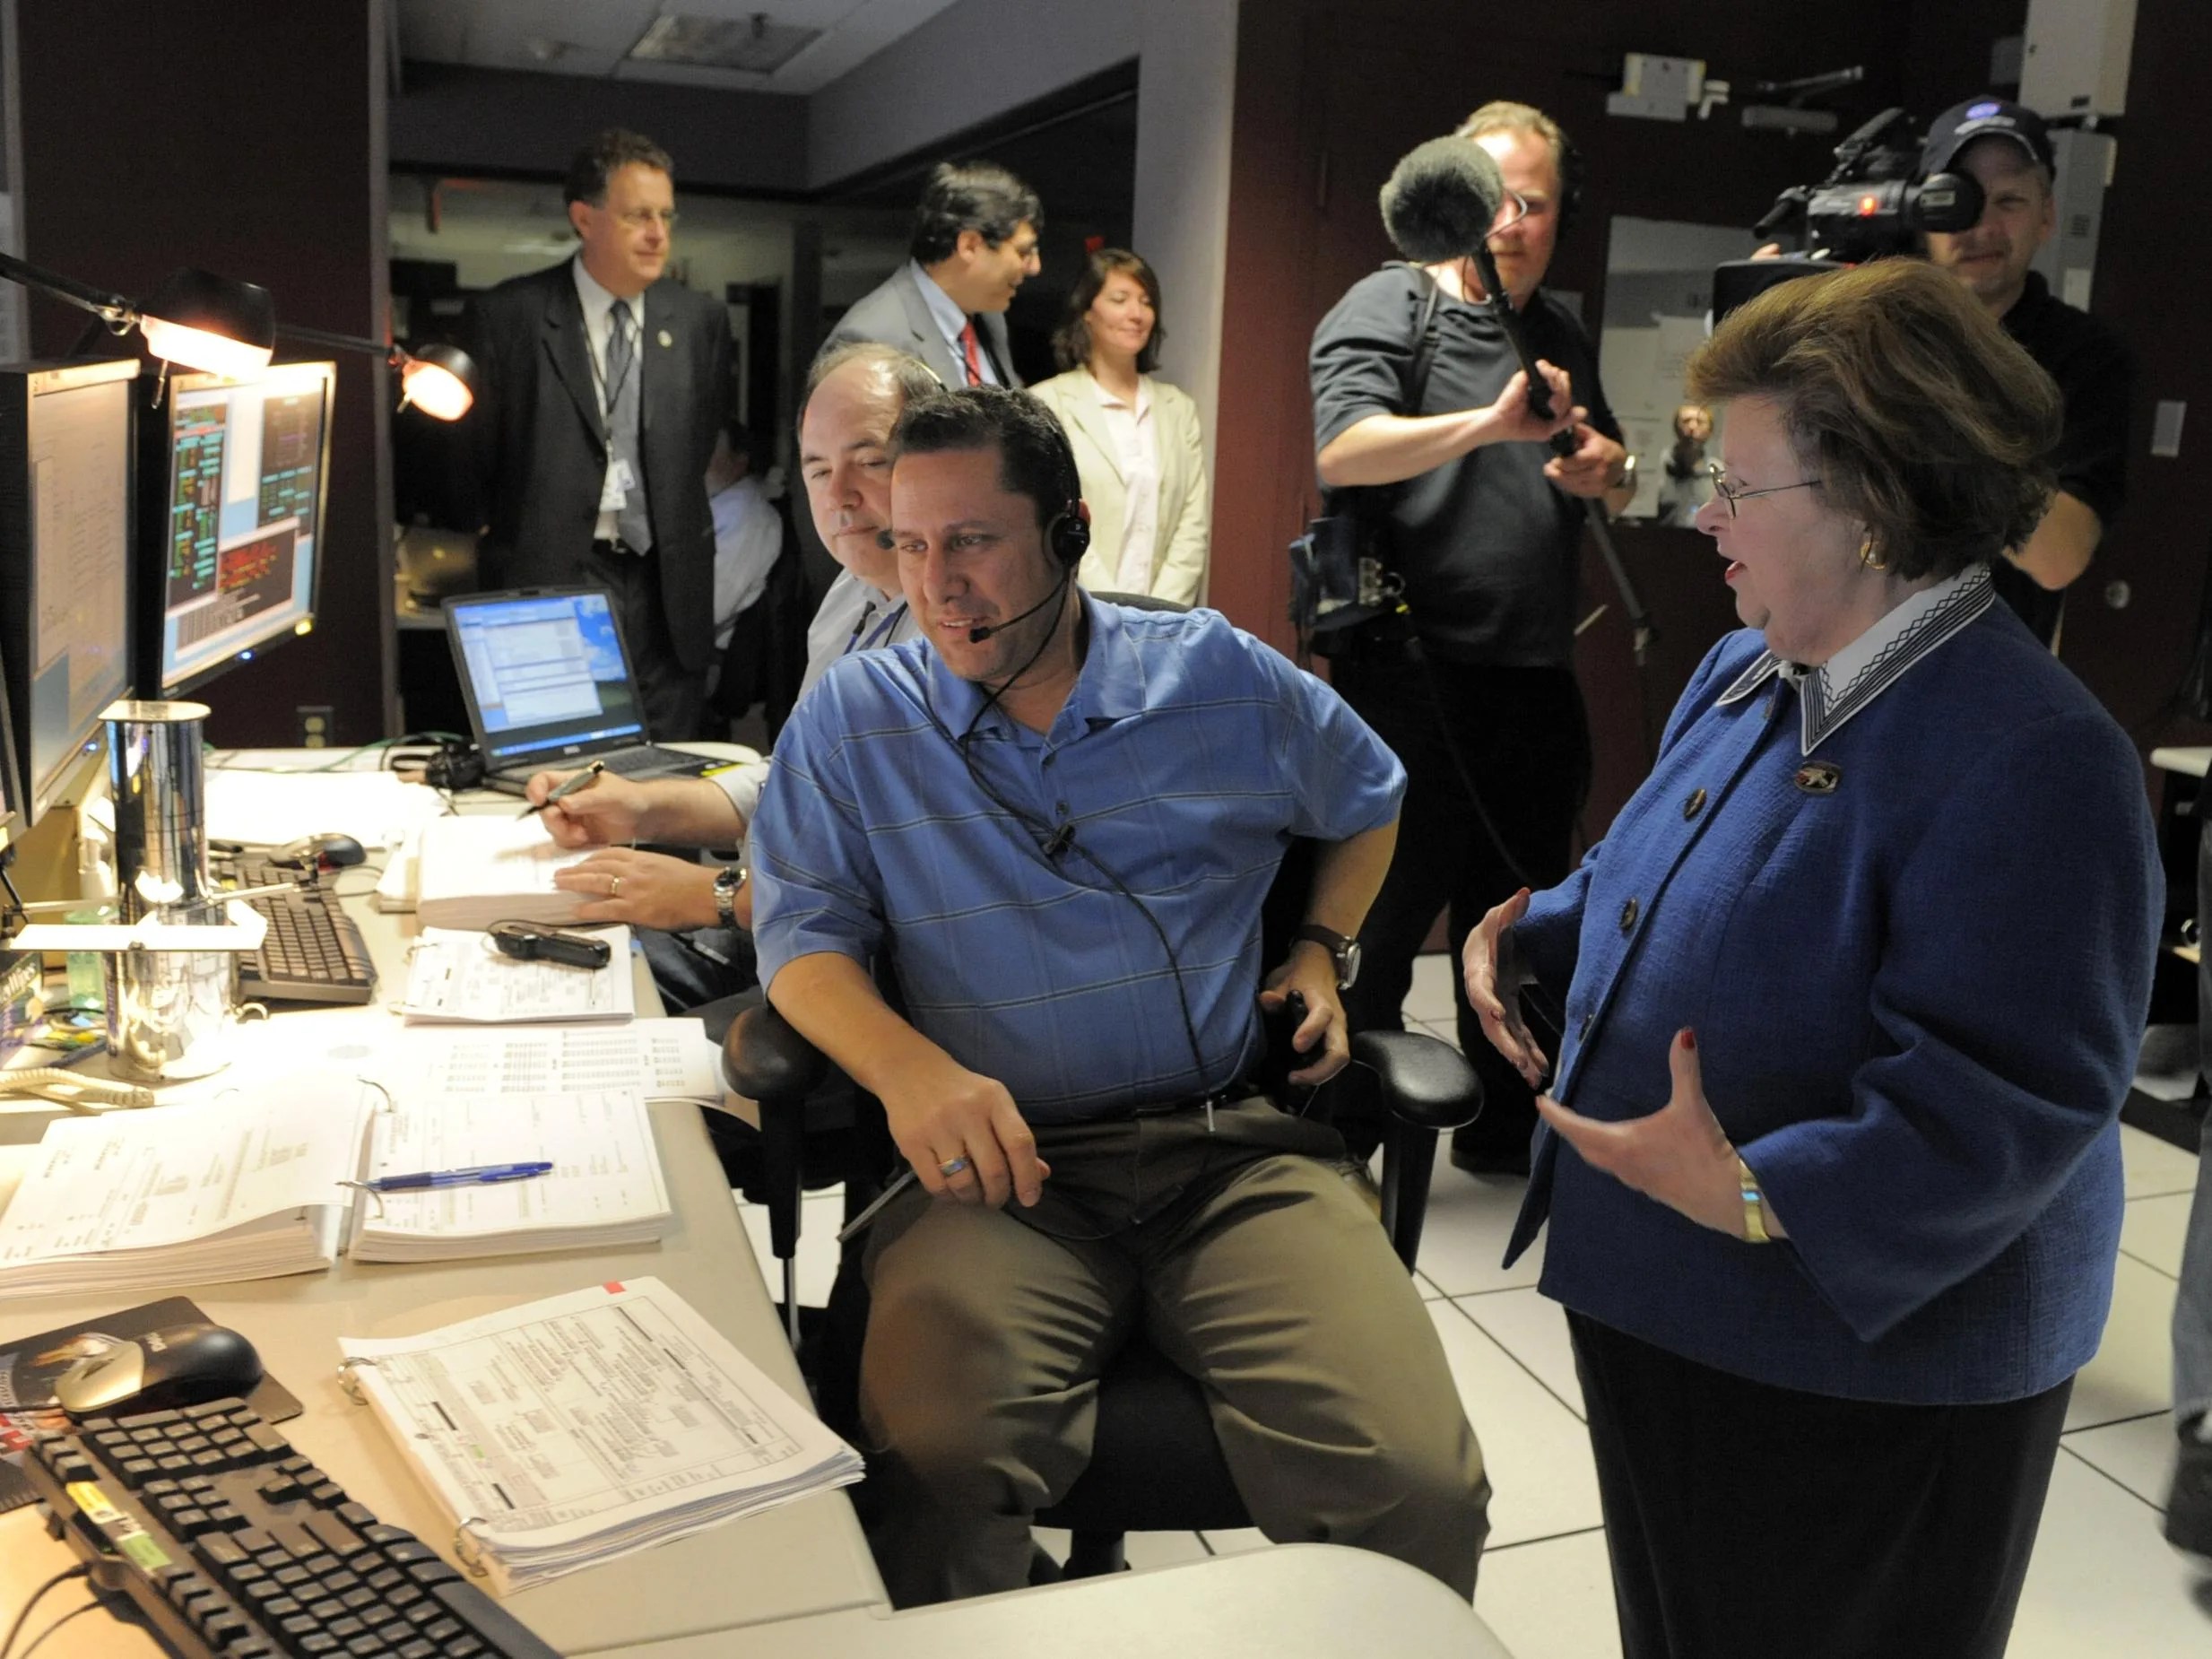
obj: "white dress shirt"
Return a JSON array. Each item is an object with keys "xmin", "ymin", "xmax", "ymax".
[
  {"xmin": 911, "ymin": 260, "xmax": 1001, "ymax": 386},
  {"xmin": 1086, "ymin": 371, "xmax": 1162, "ymax": 593},
  {"xmin": 572, "ymin": 256, "xmax": 648, "ymax": 543}
]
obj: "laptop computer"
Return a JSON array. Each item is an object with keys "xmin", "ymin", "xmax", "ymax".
[{"xmin": 443, "ymin": 586, "xmax": 717, "ymax": 795}]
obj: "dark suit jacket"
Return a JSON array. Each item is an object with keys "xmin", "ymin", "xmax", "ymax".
[
  {"xmin": 463, "ymin": 260, "xmax": 733, "ymax": 673},
  {"xmin": 828, "ymin": 265, "xmax": 1019, "ymax": 390}
]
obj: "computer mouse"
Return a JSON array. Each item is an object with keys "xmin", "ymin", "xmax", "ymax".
[
  {"xmin": 52, "ymin": 1324, "xmax": 264, "ymax": 1415},
  {"xmin": 304, "ymin": 833, "xmax": 367, "ymax": 869}
]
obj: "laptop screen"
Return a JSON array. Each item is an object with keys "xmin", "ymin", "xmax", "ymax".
[{"xmin": 448, "ymin": 590, "xmax": 647, "ymax": 765}]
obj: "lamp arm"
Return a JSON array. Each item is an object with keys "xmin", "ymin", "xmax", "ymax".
[
  {"xmin": 0, "ymin": 248, "xmax": 135, "ymax": 326},
  {"xmin": 273, "ymin": 321, "xmax": 393, "ymax": 361}
]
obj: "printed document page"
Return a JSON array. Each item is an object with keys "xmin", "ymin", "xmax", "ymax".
[
  {"xmin": 395, "ymin": 1021, "xmax": 721, "ymax": 1102},
  {"xmin": 400, "ymin": 926, "xmax": 635, "ymax": 1024},
  {"xmin": 340, "ymin": 1279, "xmax": 862, "ymax": 1591},
  {"xmin": 351, "ymin": 1089, "xmax": 669, "ymax": 1256},
  {"xmin": 413, "ymin": 817, "xmax": 594, "ymax": 928}
]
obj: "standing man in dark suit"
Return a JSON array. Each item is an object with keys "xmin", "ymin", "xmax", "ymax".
[
  {"xmin": 828, "ymin": 161, "xmax": 1041, "ymax": 389},
  {"xmin": 464, "ymin": 129, "xmax": 733, "ymax": 739}
]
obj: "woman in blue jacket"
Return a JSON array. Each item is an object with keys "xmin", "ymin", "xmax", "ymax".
[{"xmin": 1464, "ymin": 257, "xmax": 2159, "ymax": 1659}]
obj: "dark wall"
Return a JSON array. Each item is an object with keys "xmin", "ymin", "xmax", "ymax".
[
  {"xmin": 391, "ymin": 62, "xmax": 807, "ymax": 195},
  {"xmin": 15, "ymin": 0, "xmax": 395, "ymax": 744}
]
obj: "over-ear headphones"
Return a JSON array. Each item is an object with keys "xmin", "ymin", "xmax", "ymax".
[{"xmin": 1047, "ymin": 503, "xmax": 1089, "ymax": 567}]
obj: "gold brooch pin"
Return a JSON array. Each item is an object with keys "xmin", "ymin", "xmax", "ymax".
[{"xmin": 1793, "ymin": 761, "xmax": 1842, "ymax": 795}]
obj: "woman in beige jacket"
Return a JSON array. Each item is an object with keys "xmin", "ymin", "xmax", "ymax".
[{"xmin": 1029, "ymin": 249, "xmax": 1210, "ymax": 604}]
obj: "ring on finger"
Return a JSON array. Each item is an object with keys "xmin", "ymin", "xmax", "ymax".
[
  {"xmin": 610, "ymin": 875, "xmax": 624, "ymax": 898},
  {"xmin": 938, "ymin": 1156, "xmax": 971, "ymax": 1178}
]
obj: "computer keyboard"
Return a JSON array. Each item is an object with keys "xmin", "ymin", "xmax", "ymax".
[
  {"xmin": 214, "ymin": 854, "xmax": 377, "ymax": 1006},
  {"xmin": 22, "ymin": 1396, "xmax": 558, "ymax": 1658}
]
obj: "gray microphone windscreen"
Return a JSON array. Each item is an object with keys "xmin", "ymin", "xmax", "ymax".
[{"xmin": 1380, "ymin": 138, "xmax": 1506, "ymax": 264}]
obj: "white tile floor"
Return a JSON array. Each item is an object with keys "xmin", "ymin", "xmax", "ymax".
[{"xmin": 733, "ymin": 950, "xmax": 2212, "ymax": 1655}]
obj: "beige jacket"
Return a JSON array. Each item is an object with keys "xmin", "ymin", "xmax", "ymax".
[{"xmin": 1029, "ymin": 369, "xmax": 1210, "ymax": 605}]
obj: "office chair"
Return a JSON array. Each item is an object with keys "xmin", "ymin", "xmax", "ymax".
[{"xmin": 721, "ymin": 908, "xmax": 1481, "ymax": 1577}]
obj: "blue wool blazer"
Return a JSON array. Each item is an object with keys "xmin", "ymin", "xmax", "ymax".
[{"xmin": 1507, "ymin": 603, "xmax": 2160, "ymax": 1404}]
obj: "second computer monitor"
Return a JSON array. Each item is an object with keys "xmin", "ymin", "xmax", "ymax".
[{"xmin": 147, "ymin": 362, "xmax": 334, "ymax": 698}]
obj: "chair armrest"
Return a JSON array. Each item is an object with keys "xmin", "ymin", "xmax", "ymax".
[
  {"xmin": 1351, "ymin": 1030, "xmax": 1482, "ymax": 1132},
  {"xmin": 723, "ymin": 1001, "xmax": 830, "ymax": 1107}
]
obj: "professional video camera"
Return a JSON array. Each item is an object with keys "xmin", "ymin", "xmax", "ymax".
[{"xmin": 1713, "ymin": 107, "xmax": 1984, "ymax": 322}]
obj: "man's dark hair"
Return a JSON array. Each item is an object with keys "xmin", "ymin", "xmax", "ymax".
[
  {"xmin": 909, "ymin": 161, "xmax": 1044, "ymax": 265},
  {"xmin": 798, "ymin": 342, "xmax": 945, "ymax": 434},
  {"xmin": 890, "ymin": 387, "xmax": 1080, "ymax": 531},
  {"xmin": 564, "ymin": 129, "xmax": 674, "ymax": 206},
  {"xmin": 1052, "ymin": 248, "xmax": 1166, "ymax": 374}
]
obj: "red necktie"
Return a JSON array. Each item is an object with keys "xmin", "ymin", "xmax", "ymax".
[{"xmin": 959, "ymin": 319, "xmax": 985, "ymax": 387}]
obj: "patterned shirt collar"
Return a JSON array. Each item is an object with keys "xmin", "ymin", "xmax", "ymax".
[{"xmin": 1713, "ymin": 566, "xmax": 1995, "ymax": 754}]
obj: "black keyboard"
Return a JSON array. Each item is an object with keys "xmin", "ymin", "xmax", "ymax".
[
  {"xmin": 23, "ymin": 1396, "xmax": 557, "ymax": 1658},
  {"xmin": 215, "ymin": 855, "xmax": 377, "ymax": 1007}
]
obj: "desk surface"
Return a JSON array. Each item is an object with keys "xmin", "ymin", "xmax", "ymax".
[
  {"xmin": 0, "ymin": 779, "xmax": 883, "ymax": 1656},
  {"xmin": 601, "ymin": 1546, "xmax": 1512, "ymax": 1659}
]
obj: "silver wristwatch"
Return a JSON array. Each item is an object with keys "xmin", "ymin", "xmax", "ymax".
[{"xmin": 713, "ymin": 864, "xmax": 746, "ymax": 928}]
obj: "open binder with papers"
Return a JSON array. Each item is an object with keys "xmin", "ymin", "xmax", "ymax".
[
  {"xmin": 0, "ymin": 1068, "xmax": 676, "ymax": 1295},
  {"xmin": 338, "ymin": 1279, "xmax": 864, "ymax": 1594}
]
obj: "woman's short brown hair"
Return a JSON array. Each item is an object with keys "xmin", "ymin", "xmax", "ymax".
[
  {"xmin": 1685, "ymin": 258, "xmax": 2061, "ymax": 581},
  {"xmin": 1051, "ymin": 249, "xmax": 1165, "ymax": 374}
]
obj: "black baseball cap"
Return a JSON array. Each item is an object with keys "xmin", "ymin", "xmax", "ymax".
[{"xmin": 1921, "ymin": 98, "xmax": 2055, "ymax": 176}]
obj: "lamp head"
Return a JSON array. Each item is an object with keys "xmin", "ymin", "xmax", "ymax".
[
  {"xmin": 136, "ymin": 267, "xmax": 274, "ymax": 377},
  {"xmin": 396, "ymin": 342, "xmax": 477, "ymax": 421}
]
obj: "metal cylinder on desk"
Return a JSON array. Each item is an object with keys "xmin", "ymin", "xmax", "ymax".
[{"xmin": 100, "ymin": 699, "xmax": 236, "ymax": 1081}]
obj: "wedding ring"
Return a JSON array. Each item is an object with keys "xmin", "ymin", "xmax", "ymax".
[
  {"xmin": 938, "ymin": 1156, "xmax": 971, "ymax": 1177},
  {"xmin": 610, "ymin": 875, "xmax": 624, "ymax": 898}
]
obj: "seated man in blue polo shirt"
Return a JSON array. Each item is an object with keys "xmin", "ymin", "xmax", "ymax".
[{"xmin": 748, "ymin": 387, "xmax": 1488, "ymax": 1608}]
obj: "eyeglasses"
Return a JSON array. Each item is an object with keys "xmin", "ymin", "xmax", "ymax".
[
  {"xmin": 1706, "ymin": 463, "xmax": 1820, "ymax": 517},
  {"xmin": 613, "ymin": 208, "xmax": 680, "ymax": 230}
]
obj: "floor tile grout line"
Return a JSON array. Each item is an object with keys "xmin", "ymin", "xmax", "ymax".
[
  {"xmin": 1477, "ymin": 1521, "xmax": 1609, "ymax": 1557},
  {"xmin": 1435, "ymin": 1294, "xmax": 1590, "ymax": 1424},
  {"xmin": 2117, "ymin": 1243, "xmax": 2183, "ymax": 1282},
  {"xmin": 2069, "ymin": 1406, "xmax": 2176, "ymax": 1437},
  {"xmin": 2058, "ymin": 1439, "xmax": 2171, "ymax": 1517}
]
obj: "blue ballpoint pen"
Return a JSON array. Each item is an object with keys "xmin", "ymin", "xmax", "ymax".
[{"xmin": 364, "ymin": 1161, "xmax": 555, "ymax": 1193}]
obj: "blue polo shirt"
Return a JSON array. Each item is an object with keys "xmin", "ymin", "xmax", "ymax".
[{"xmin": 750, "ymin": 595, "xmax": 1405, "ymax": 1122}]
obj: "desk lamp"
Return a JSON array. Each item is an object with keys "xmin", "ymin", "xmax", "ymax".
[
  {"xmin": 0, "ymin": 251, "xmax": 273, "ymax": 376},
  {"xmin": 277, "ymin": 323, "xmax": 478, "ymax": 421}
]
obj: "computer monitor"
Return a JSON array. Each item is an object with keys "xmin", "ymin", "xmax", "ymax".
[
  {"xmin": 141, "ymin": 361, "xmax": 334, "ymax": 698},
  {"xmin": 0, "ymin": 359, "xmax": 138, "ymax": 830}
]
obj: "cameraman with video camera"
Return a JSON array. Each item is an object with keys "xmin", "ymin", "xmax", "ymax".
[
  {"xmin": 1308, "ymin": 101, "xmax": 1632, "ymax": 1177},
  {"xmin": 1920, "ymin": 98, "xmax": 2132, "ymax": 647}
]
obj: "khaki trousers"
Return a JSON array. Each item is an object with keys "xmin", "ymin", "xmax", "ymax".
[{"xmin": 857, "ymin": 1096, "xmax": 1490, "ymax": 1606}]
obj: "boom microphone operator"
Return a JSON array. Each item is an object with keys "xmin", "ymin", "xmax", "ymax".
[{"xmin": 1377, "ymin": 137, "xmax": 1655, "ymax": 664}]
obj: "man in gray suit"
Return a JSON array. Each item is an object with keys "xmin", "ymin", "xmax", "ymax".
[
  {"xmin": 828, "ymin": 161, "xmax": 1041, "ymax": 389},
  {"xmin": 464, "ymin": 129, "xmax": 733, "ymax": 739}
]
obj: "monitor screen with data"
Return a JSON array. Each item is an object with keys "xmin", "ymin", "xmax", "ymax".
[
  {"xmin": 0, "ymin": 358, "xmax": 139, "ymax": 828},
  {"xmin": 147, "ymin": 363, "xmax": 334, "ymax": 697}
]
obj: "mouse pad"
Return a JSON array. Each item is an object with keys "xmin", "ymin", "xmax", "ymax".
[{"xmin": 0, "ymin": 1297, "xmax": 303, "ymax": 1515}]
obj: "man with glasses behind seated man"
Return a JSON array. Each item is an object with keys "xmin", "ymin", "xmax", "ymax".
[
  {"xmin": 464, "ymin": 127, "xmax": 733, "ymax": 739},
  {"xmin": 747, "ymin": 386, "xmax": 1488, "ymax": 1608}
]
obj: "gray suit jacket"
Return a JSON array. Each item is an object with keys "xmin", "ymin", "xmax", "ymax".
[{"xmin": 827, "ymin": 265, "xmax": 1019, "ymax": 390}]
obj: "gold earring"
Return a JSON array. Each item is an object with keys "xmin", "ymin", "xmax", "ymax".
[{"xmin": 1859, "ymin": 534, "xmax": 1888, "ymax": 573}]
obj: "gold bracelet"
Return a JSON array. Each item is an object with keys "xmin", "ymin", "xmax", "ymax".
[{"xmin": 1735, "ymin": 1153, "xmax": 1771, "ymax": 1245}]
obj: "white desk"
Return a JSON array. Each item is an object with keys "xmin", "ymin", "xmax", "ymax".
[
  {"xmin": 0, "ymin": 775, "xmax": 884, "ymax": 1655},
  {"xmin": 600, "ymin": 1546, "xmax": 1513, "ymax": 1659}
]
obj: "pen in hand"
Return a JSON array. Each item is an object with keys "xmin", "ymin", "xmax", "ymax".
[
  {"xmin": 361, "ymin": 1161, "xmax": 554, "ymax": 1193},
  {"xmin": 518, "ymin": 760, "xmax": 606, "ymax": 820}
]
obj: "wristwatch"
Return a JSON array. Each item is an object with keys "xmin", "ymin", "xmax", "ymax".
[
  {"xmin": 1294, "ymin": 925, "xmax": 1362, "ymax": 990},
  {"xmin": 713, "ymin": 863, "xmax": 747, "ymax": 929}
]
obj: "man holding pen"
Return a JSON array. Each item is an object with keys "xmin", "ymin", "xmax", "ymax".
[{"xmin": 522, "ymin": 343, "xmax": 938, "ymax": 1004}]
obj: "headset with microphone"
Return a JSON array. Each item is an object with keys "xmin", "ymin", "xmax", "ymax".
[{"xmin": 967, "ymin": 506, "xmax": 1089, "ymax": 641}]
